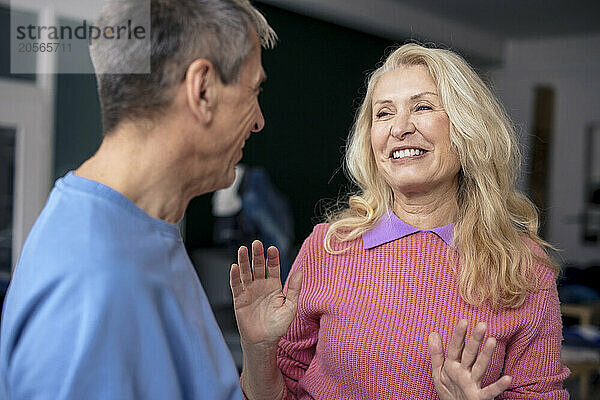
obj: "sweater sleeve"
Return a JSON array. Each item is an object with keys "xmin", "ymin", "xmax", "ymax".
[
  {"xmin": 498, "ymin": 277, "xmax": 570, "ymax": 399},
  {"xmin": 276, "ymin": 232, "xmax": 322, "ymax": 400}
]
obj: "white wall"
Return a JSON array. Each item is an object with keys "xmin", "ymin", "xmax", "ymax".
[
  {"xmin": 0, "ymin": 0, "xmax": 103, "ymax": 269},
  {"xmin": 490, "ymin": 34, "xmax": 600, "ymax": 266}
]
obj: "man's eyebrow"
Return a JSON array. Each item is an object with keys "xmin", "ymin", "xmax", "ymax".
[
  {"xmin": 410, "ymin": 91, "xmax": 438, "ymax": 100},
  {"xmin": 258, "ymin": 70, "xmax": 267, "ymax": 86}
]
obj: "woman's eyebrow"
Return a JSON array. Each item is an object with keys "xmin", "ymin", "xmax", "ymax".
[
  {"xmin": 374, "ymin": 92, "xmax": 438, "ymax": 106},
  {"xmin": 410, "ymin": 91, "xmax": 438, "ymax": 101},
  {"xmin": 373, "ymin": 99, "xmax": 393, "ymax": 106}
]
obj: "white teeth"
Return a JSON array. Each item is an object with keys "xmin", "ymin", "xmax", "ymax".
[{"xmin": 391, "ymin": 148, "xmax": 425, "ymax": 159}]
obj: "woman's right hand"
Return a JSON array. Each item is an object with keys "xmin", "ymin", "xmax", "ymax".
[
  {"xmin": 428, "ymin": 320, "xmax": 512, "ymax": 400},
  {"xmin": 230, "ymin": 240, "xmax": 303, "ymax": 349}
]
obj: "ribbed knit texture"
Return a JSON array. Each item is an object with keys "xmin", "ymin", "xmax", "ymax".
[{"xmin": 277, "ymin": 224, "xmax": 569, "ymax": 399}]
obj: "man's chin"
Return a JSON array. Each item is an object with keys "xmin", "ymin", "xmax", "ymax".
[
  {"xmin": 218, "ymin": 166, "xmax": 237, "ymax": 190},
  {"xmin": 205, "ymin": 163, "xmax": 237, "ymax": 193}
]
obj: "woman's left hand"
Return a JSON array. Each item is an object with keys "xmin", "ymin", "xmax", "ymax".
[{"xmin": 428, "ymin": 320, "xmax": 512, "ymax": 400}]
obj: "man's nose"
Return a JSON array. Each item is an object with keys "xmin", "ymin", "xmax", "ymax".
[{"xmin": 251, "ymin": 107, "xmax": 265, "ymax": 133}]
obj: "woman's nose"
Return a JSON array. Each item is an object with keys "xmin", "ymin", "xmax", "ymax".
[{"xmin": 389, "ymin": 115, "xmax": 415, "ymax": 139}]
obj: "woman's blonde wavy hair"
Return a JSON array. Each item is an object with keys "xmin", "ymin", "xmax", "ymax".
[{"xmin": 325, "ymin": 43, "xmax": 558, "ymax": 309}]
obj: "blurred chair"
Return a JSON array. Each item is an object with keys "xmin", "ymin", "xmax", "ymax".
[{"xmin": 560, "ymin": 270, "xmax": 600, "ymax": 399}]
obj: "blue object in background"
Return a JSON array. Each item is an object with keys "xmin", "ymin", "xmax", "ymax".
[
  {"xmin": 241, "ymin": 167, "xmax": 294, "ymax": 281},
  {"xmin": 559, "ymin": 284, "xmax": 600, "ymax": 304},
  {"xmin": 563, "ymin": 325, "xmax": 600, "ymax": 348},
  {"xmin": 213, "ymin": 166, "xmax": 294, "ymax": 282}
]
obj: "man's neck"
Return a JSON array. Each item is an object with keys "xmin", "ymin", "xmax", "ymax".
[{"xmin": 75, "ymin": 126, "xmax": 195, "ymax": 224}]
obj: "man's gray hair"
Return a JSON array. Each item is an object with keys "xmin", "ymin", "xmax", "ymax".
[{"xmin": 90, "ymin": 0, "xmax": 277, "ymax": 134}]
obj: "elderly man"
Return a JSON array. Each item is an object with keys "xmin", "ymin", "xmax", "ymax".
[{"xmin": 0, "ymin": 0, "xmax": 274, "ymax": 398}]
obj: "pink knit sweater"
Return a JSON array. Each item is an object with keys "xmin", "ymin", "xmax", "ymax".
[{"xmin": 277, "ymin": 223, "xmax": 570, "ymax": 399}]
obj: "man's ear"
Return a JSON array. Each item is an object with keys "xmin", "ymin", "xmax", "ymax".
[{"xmin": 185, "ymin": 59, "xmax": 218, "ymax": 124}]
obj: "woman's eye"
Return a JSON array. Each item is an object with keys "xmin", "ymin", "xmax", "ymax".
[
  {"xmin": 415, "ymin": 104, "xmax": 432, "ymax": 111},
  {"xmin": 375, "ymin": 111, "xmax": 390, "ymax": 118}
]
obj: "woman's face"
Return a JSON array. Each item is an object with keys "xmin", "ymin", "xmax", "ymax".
[{"xmin": 370, "ymin": 65, "xmax": 461, "ymax": 196}]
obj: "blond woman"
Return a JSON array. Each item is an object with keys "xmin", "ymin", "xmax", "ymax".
[{"xmin": 231, "ymin": 44, "xmax": 570, "ymax": 399}]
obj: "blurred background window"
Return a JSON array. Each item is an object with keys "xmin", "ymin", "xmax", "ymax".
[{"xmin": 0, "ymin": 127, "xmax": 15, "ymax": 279}]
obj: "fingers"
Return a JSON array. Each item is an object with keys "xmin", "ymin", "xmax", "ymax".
[
  {"xmin": 237, "ymin": 246, "xmax": 252, "ymax": 285},
  {"xmin": 427, "ymin": 332, "xmax": 444, "ymax": 378},
  {"xmin": 480, "ymin": 375, "xmax": 512, "ymax": 399},
  {"xmin": 252, "ymin": 240, "xmax": 266, "ymax": 279},
  {"xmin": 266, "ymin": 246, "xmax": 280, "ymax": 280},
  {"xmin": 447, "ymin": 319, "xmax": 468, "ymax": 361},
  {"xmin": 237, "ymin": 242, "xmax": 281, "ymax": 284},
  {"xmin": 472, "ymin": 336, "xmax": 497, "ymax": 383},
  {"xmin": 429, "ymin": 320, "xmax": 506, "ymax": 399},
  {"xmin": 285, "ymin": 270, "xmax": 303, "ymax": 304},
  {"xmin": 229, "ymin": 263, "xmax": 243, "ymax": 298},
  {"xmin": 461, "ymin": 321, "xmax": 487, "ymax": 368}
]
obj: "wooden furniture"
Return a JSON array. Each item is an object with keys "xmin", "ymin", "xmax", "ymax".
[
  {"xmin": 562, "ymin": 303, "xmax": 600, "ymax": 327},
  {"xmin": 561, "ymin": 302, "xmax": 600, "ymax": 399}
]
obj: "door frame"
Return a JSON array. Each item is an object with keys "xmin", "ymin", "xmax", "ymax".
[{"xmin": 0, "ymin": 78, "xmax": 53, "ymax": 273}]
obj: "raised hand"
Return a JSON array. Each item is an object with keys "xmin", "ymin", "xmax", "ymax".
[
  {"xmin": 230, "ymin": 240, "xmax": 303, "ymax": 348},
  {"xmin": 428, "ymin": 320, "xmax": 512, "ymax": 400}
]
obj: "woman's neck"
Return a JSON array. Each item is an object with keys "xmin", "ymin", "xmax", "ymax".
[{"xmin": 392, "ymin": 182, "xmax": 459, "ymax": 230}]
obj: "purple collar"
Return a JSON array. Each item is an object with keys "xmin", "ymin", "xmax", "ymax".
[{"xmin": 363, "ymin": 210, "xmax": 455, "ymax": 249}]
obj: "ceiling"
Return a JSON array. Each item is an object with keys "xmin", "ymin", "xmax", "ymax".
[
  {"xmin": 261, "ymin": 0, "xmax": 600, "ymax": 65},
  {"xmin": 395, "ymin": 0, "xmax": 600, "ymax": 39}
]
